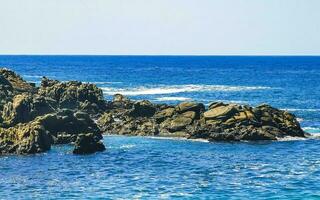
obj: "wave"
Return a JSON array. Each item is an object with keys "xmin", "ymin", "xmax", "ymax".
[
  {"xmin": 154, "ymin": 97, "xmax": 192, "ymax": 101},
  {"xmin": 90, "ymin": 81, "xmax": 122, "ymax": 84},
  {"xmin": 22, "ymin": 75, "xmax": 43, "ymax": 78},
  {"xmin": 204, "ymin": 100, "xmax": 249, "ymax": 105},
  {"xmin": 102, "ymin": 84, "xmax": 272, "ymax": 96},
  {"xmin": 296, "ymin": 118, "xmax": 303, "ymax": 122},
  {"xmin": 276, "ymin": 136, "xmax": 308, "ymax": 141},
  {"xmin": 147, "ymin": 136, "xmax": 209, "ymax": 143},
  {"xmin": 282, "ymin": 108, "xmax": 320, "ymax": 112},
  {"xmin": 303, "ymin": 127, "xmax": 320, "ymax": 134},
  {"xmin": 119, "ymin": 144, "xmax": 136, "ymax": 149}
]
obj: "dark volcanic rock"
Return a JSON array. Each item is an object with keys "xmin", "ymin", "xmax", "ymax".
[{"xmin": 73, "ymin": 133, "xmax": 105, "ymax": 154}]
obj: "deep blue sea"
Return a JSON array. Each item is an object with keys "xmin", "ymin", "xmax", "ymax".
[{"xmin": 0, "ymin": 56, "xmax": 320, "ymax": 199}]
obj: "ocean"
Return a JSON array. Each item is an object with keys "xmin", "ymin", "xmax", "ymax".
[{"xmin": 0, "ymin": 56, "xmax": 320, "ymax": 199}]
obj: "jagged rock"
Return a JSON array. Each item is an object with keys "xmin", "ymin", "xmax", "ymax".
[
  {"xmin": 111, "ymin": 93, "xmax": 133, "ymax": 109},
  {"xmin": 38, "ymin": 77, "xmax": 106, "ymax": 114},
  {"xmin": 37, "ymin": 110, "xmax": 102, "ymax": 144},
  {"xmin": 73, "ymin": 133, "xmax": 105, "ymax": 154},
  {"xmin": 176, "ymin": 102, "xmax": 205, "ymax": 118},
  {"xmin": 0, "ymin": 69, "xmax": 307, "ymax": 148},
  {"xmin": 129, "ymin": 100, "xmax": 156, "ymax": 117},
  {"xmin": 113, "ymin": 93, "xmax": 129, "ymax": 102},
  {"xmin": 0, "ymin": 68, "xmax": 36, "ymax": 93},
  {"xmin": 0, "ymin": 121, "xmax": 51, "ymax": 154},
  {"xmin": 1, "ymin": 94, "xmax": 56, "ymax": 127},
  {"xmin": 0, "ymin": 68, "xmax": 36, "ymax": 110},
  {"xmin": 154, "ymin": 107, "xmax": 175, "ymax": 123},
  {"xmin": 161, "ymin": 111, "xmax": 195, "ymax": 133},
  {"xmin": 97, "ymin": 113, "xmax": 114, "ymax": 132},
  {"xmin": 98, "ymin": 95, "xmax": 306, "ymax": 141},
  {"xmin": 0, "ymin": 69, "xmax": 109, "ymax": 155}
]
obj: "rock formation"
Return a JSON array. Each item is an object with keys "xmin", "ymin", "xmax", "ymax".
[
  {"xmin": 73, "ymin": 133, "xmax": 106, "ymax": 154},
  {"xmin": 97, "ymin": 95, "xmax": 306, "ymax": 141},
  {"xmin": 0, "ymin": 68, "xmax": 307, "ymax": 155},
  {"xmin": 39, "ymin": 77, "xmax": 106, "ymax": 116},
  {"xmin": 0, "ymin": 68, "xmax": 105, "ymax": 155}
]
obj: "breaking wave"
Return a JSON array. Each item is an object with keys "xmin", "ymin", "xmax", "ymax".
[
  {"xmin": 102, "ymin": 84, "xmax": 272, "ymax": 96},
  {"xmin": 276, "ymin": 136, "xmax": 308, "ymax": 141},
  {"xmin": 303, "ymin": 127, "xmax": 320, "ymax": 134},
  {"xmin": 154, "ymin": 97, "xmax": 192, "ymax": 101},
  {"xmin": 22, "ymin": 75, "xmax": 43, "ymax": 78},
  {"xmin": 282, "ymin": 108, "xmax": 320, "ymax": 112},
  {"xmin": 90, "ymin": 81, "xmax": 122, "ymax": 84}
]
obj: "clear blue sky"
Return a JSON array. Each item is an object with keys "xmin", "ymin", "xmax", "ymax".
[{"xmin": 0, "ymin": 0, "xmax": 319, "ymax": 55}]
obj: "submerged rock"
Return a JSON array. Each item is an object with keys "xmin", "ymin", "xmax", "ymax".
[{"xmin": 73, "ymin": 133, "xmax": 105, "ymax": 154}]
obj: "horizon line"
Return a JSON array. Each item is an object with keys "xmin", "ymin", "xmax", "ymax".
[{"xmin": 0, "ymin": 54, "xmax": 320, "ymax": 57}]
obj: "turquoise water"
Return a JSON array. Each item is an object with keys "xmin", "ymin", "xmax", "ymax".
[{"xmin": 0, "ymin": 56, "xmax": 320, "ymax": 199}]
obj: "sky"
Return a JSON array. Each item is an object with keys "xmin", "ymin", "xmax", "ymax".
[{"xmin": 0, "ymin": 0, "xmax": 319, "ymax": 55}]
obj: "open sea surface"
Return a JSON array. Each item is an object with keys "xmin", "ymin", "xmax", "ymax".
[{"xmin": 0, "ymin": 56, "xmax": 320, "ymax": 199}]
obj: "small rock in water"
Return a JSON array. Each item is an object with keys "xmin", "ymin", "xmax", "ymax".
[{"xmin": 73, "ymin": 133, "xmax": 106, "ymax": 154}]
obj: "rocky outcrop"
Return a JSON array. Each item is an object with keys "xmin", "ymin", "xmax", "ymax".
[
  {"xmin": 73, "ymin": 133, "xmax": 106, "ymax": 154},
  {"xmin": 37, "ymin": 110, "xmax": 102, "ymax": 144},
  {"xmin": 0, "ymin": 68, "xmax": 308, "ymax": 155},
  {"xmin": 98, "ymin": 96, "xmax": 306, "ymax": 141},
  {"xmin": 0, "ymin": 120, "xmax": 51, "ymax": 154},
  {"xmin": 0, "ymin": 68, "xmax": 105, "ymax": 155},
  {"xmin": 0, "ymin": 68, "xmax": 36, "ymax": 110},
  {"xmin": 0, "ymin": 110, "xmax": 104, "ymax": 155},
  {"xmin": 0, "ymin": 68, "xmax": 36, "ymax": 94},
  {"xmin": 38, "ymin": 77, "xmax": 106, "ymax": 116},
  {"xmin": 1, "ymin": 94, "xmax": 56, "ymax": 127}
]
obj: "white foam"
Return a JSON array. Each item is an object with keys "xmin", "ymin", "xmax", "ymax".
[
  {"xmin": 296, "ymin": 118, "xmax": 304, "ymax": 122},
  {"xmin": 282, "ymin": 108, "xmax": 320, "ymax": 112},
  {"xmin": 154, "ymin": 97, "xmax": 192, "ymax": 101},
  {"xmin": 90, "ymin": 81, "xmax": 122, "ymax": 84},
  {"xmin": 102, "ymin": 84, "xmax": 272, "ymax": 96},
  {"xmin": 147, "ymin": 136, "xmax": 209, "ymax": 143},
  {"xmin": 204, "ymin": 99, "xmax": 249, "ymax": 105},
  {"xmin": 303, "ymin": 127, "xmax": 320, "ymax": 134},
  {"xmin": 276, "ymin": 136, "xmax": 308, "ymax": 141},
  {"xmin": 22, "ymin": 75, "xmax": 43, "ymax": 78},
  {"xmin": 119, "ymin": 144, "xmax": 136, "ymax": 149}
]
